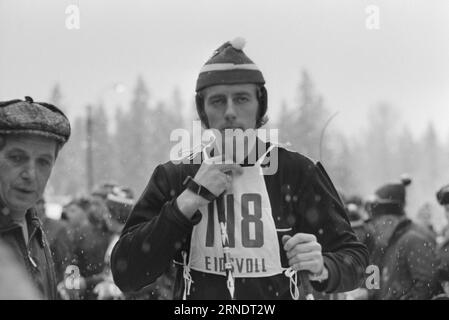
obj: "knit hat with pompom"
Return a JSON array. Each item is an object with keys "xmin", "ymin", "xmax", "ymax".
[
  {"xmin": 196, "ymin": 37, "xmax": 265, "ymax": 92},
  {"xmin": 374, "ymin": 174, "xmax": 412, "ymax": 207}
]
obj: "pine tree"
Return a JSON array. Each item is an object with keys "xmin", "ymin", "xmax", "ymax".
[
  {"xmin": 289, "ymin": 70, "xmax": 330, "ymax": 161},
  {"xmin": 113, "ymin": 107, "xmax": 128, "ymax": 184},
  {"xmin": 91, "ymin": 104, "xmax": 114, "ymax": 187},
  {"xmin": 420, "ymin": 123, "xmax": 441, "ymax": 193},
  {"xmin": 46, "ymin": 84, "xmax": 77, "ymax": 196},
  {"xmin": 277, "ymin": 100, "xmax": 294, "ymax": 147},
  {"xmin": 64, "ymin": 115, "xmax": 87, "ymax": 195},
  {"xmin": 49, "ymin": 84, "xmax": 64, "ymax": 113},
  {"xmin": 114, "ymin": 76, "xmax": 153, "ymax": 194},
  {"xmin": 396, "ymin": 126, "xmax": 417, "ymax": 178},
  {"xmin": 362, "ymin": 102, "xmax": 399, "ymax": 189},
  {"xmin": 328, "ymin": 133, "xmax": 355, "ymax": 193}
]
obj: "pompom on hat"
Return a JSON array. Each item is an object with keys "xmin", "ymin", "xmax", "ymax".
[
  {"xmin": 0, "ymin": 96, "xmax": 70, "ymax": 144},
  {"xmin": 196, "ymin": 37, "xmax": 265, "ymax": 92}
]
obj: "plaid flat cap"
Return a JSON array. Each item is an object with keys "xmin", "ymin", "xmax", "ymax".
[{"xmin": 0, "ymin": 96, "xmax": 71, "ymax": 143}]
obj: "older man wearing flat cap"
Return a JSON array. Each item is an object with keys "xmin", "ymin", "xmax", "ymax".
[{"xmin": 0, "ymin": 96, "xmax": 71, "ymax": 299}]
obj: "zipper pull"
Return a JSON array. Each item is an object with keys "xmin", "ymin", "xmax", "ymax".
[{"xmin": 28, "ymin": 251, "xmax": 38, "ymax": 268}]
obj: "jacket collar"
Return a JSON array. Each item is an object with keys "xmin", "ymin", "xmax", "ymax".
[
  {"xmin": 0, "ymin": 203, "xmax": 21, "ymax": 233},
  {"xmin": 0, "ymin": 204, "xmax": 45, "ymax": 247},
  {"xmin": 387, "ymin": 217, "xmax": 412, "ymax": 248}
]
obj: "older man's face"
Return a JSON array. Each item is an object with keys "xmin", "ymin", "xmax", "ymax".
[{"xmin": 0, "ymin": 135, "xmax": 57, "ymax": 214}]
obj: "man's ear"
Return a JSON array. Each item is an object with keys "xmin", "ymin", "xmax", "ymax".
[{"xmin": 195, "ymin": 93, "xmax": 209, "ymax": 129}]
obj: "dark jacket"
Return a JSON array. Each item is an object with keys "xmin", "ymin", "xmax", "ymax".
[
  {"xmin": 351, "ymin": 219, "xmax": 376, "ymax": 258},
  {"xmin": 69, "ymin": 222, "xmax": 113, "ymax": 299},
  {"xmin": 41, "ymin": 217, "xmax": 73, "ymax": 283},
  {"xmin": 0, "ymin": 207, "xmax": 57, "ymax": 299},
  {"xmin": 370, "ymin": 214, "xmax": 440, "ymax": 300},
  {"xmin": 438, "ymin": 235, "xmax": 449, "ymax": 282},
  {"xmin": 111, "ymin": 146, "xmax": 368, "ymax": 299}
]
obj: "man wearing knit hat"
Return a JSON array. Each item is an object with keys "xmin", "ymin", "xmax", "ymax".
[
  {"xmin": 0, "ymin": 96, "xmax": 71, "ymax": 299},
  {"xmin": 368, "ymin": 177, "xmax": 440, "ymax": 299},
  {"xmin": 112, "ymin": 38, "xmax": 368, "ymax": 300}
]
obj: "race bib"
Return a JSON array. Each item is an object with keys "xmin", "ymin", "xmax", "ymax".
[{"xmin": 189, "ymin": 163, "xmax": 283, "ymax": 278}]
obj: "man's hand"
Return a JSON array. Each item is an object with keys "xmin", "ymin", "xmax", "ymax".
[
  {"xmin": 177, "ymin": 156, "xmax": 242, "ymax": 218},
  {"xmin": 282, "ymin": 233, "xmax": 326, "ymax": 277},
  {"xmin": 194, "ymin": 156, "xmax": 243, "ymax": 196}
]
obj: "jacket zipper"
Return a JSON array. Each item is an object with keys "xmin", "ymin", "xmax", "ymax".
[
  {"xmin": 14, "ymin": 224, "xmax": 39, "ymax": 273},
  {"xmin": 27, "ymin": 225, "xmax": 38, "ymax": 268},
  {"xmin": 29, "ymin": 216, "xmax": 57, "ymax": 300}
]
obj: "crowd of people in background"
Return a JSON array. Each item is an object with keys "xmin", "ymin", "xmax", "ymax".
[
  {"xmin": 40, "ymin": 182, "xmax": 176, "ymax": 300},
  {"xmin": 25, "ymin": 176, "xmax": 447, "ymax": 300},
  {"xmin": 339, "ymin": 178, "xmax": 449, "ymax": 300}
]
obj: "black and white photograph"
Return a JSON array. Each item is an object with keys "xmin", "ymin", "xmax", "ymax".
[{"xmin": 1, "ymin": 0, "xmax": 449, "ymax": 309}]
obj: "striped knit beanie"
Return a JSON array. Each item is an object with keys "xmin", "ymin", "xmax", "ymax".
[{"xmin": 196, "ymin": 37, "xmax": 265, "ymax": 92}]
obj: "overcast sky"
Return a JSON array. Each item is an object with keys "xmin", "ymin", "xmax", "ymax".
[{"xmin": 1, "ymin": 0, "xmax": 448, "ymax": 141}]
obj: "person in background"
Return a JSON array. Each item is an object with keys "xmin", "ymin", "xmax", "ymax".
[
  {"xmin": 92, "ymin": 183, "xmax": 175, "ymax": 300},
  {"xmin": 35, "ymin": 197, "xmax": 73, "ymax": 286},
  {"xmin": 345, "ymin": 195, "xmax": 375, "ymax": 253},
  {"xmin": 92, "ymin": 182, "xmax": 135, "ymax": 233},
  {"xmin": 58, "ymin": 196, "xmax": 115, "ymax": 299},
  {"xmin": 369, "ymin": 176, "xmax": 440, "ymax": 299},
  {"xmin": 0, "ymin": 96, "xmax": 71, "ymax": 299},
  {"xmin": 71, "ymin": 196, "xmax": 115, "ymax": 299},
  {"xmin": 342, "ymin": 194, "xmax": 376, "ymax": 300},
  {"xmin": 416, "ymin": 202, "xmax": 437, "ymax": 240},
  {"xmin": 91, "ymin": 183, "xmax": 135, "ymax": 300},
  {"xmin": 57, "ymin": 198, "xmax": 90, "ymax": 299},
  {"xmin": 61, "ymin": 197, "xmax": 90, "ymax": 231}
]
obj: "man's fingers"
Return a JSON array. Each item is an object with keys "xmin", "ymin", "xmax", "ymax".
[
  {"xmin": 287, "ymin": 251, "xmax": 321, "ymax": 264},
  {"xmin": 290, "ymin": 260, "xmax": 318, "ymax": 272},
  {"xmin": 283, "ymin": 233, "xmax": 317, "ymax": 251},
  {"xmin": 286, "ymin": 242, "xmax": 321, "ymax": 258},
  {"xmin": 282, "ymin": 235, "xmax": 291, "ymax": 246}
]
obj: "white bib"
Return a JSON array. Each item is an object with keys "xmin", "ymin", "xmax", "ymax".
[{"xmin": 188, "ymin": 146, "xmax": 283, "ymax": 278}]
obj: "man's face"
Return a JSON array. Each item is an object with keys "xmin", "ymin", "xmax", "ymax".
[
  {"xmin": 203, "ymin": 84, "xmax": 259, "ymax": 131},
  {"xmin": 0, "ymin": 135, "xmax": 57, "ymax": 214}
]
